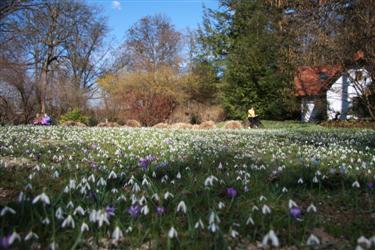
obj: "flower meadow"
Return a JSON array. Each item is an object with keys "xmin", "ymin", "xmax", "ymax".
[{"xmin": 0, "ymin": 125, "xmax": 375, "ymax": 249}]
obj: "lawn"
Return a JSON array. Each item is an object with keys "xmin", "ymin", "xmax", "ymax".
[{"xmin": 0, "ymin": 125, "xmax": 374, "ymax": 249}]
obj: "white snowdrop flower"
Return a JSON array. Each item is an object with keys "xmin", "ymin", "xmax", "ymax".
[
  {"xmin": 18, "ymin": 192, "xmax": 25, "ymax": 203},
  {"xmin": 111, "ymin": 188, "xmax": 118, "ymax": 193},
  {"xmin": 97, "ymin": 177, "xmax": 107, "ymax": 187},
  {"xmin": 69, "ymin": 179, "xmax": 76, "ymax": 189},
  {"xmin": 66, "ymin": 201, "xmax": 74, "ymax": 209},
  {"xmin": 112, "ymin": 226, "xmax": 123, "ymax": 241},
  {"xmin": 369, "ymin": 236, "xmax": 375, "ymax": 245},
  {"xmin": 73, "ymin": 206, "xmax": 85, "ymax": 216},
  {"xmin": 108, "ymin": 170, "xmax": 117, "ymax": 179},
  {"xmin": 204, "ymin": 175, "xmax": 218, "ymax": 187},
  {"xmin": 42, "ymin": 217, "xmax": 50, "ymax": 225},
  {"xmin": 55, "ymin": 207, "xmax": 64, "ymax": 220},
  {"xmin": 32, "ymin": 192, "xmax": 50, "ymax": 205},
  {"xmin": 80, "ymin": 222, "xmax": 89, "ymax": 232},
  {"xmin": 194, "ymin": 218, "xmax": 205, "ymax": 229},
  {"xmin": 164, "ymin": 192, "xmax": 174, "ymax": 200},
  {"xmin": 170, "ymin": 180, "xmax": 175, "ymax": 185},
  {"xmin": 117, "ymin": 195, "xmax": 126, "ymax": 202},
  {"xmin": 259, "ymin": 195, "xmax": 267, "ymax": 201},
  {"xmin": 24, "ymin": 231, "xmax": 39, "ymax": 241},
  {"xmin": 282, "ymin": 187, "xmax": 288, "ymax": 193},
  {"xmin": 307, "ymin": 203, "xmax": 317, "ymax": 213},
  {"xmin": 246, "ymin": 216, "xmax": 254, "ymax": 225},
  {"xmin": 313, "ymin": 176, "xmax": 319, "ymax": 183},
  {"xmin": 25, "ymin": 183, "xmax": 32, "ymax": 190},
  {"xmin": 218, "ymin": 202, "xmax": 225, "ymax": 209},
  {"xmin": 126, "ymin": 226, "xmax": 133, "ymax": 233},
  {"xmin": 176, "ymin": 201, "xmax": 187, "ymax": 213},
  {"xmin": 208, "ymin": 223, "xmax": 219, "ymax": 233},
  {"xmin": 152, "ymin": 171, "xmax": 156, "ymax": 178},
  {"xmin": 306, "ymin": 234, "xmax": 320, "ymax": 246},
  {"xmin": 176, "ymin": 172, "xmax": 181, "ymax": 179},
  {"xmin": 357, "ymin": 236, "xmax": 371, "ymax": 248},
  {"xmin": 62, "ymin": 215, "xmax": 75, "ymax": 228},
  {"xmin": 1, "ymin": 206, "xmax": 16, "ymax": 216},
  {"xmin": 141, "ymin": 205, "xmax": 149, "ymax": 215},
  {"xmin": 252, "ymin": 205, "xmax": 259, "ymax": 212},
  {"xmin": 151, "ymin": 193, "xmax": 160, "ymax": 201},
  {"xmin": 132, "ymin": 183, "xmax": 141, "ymax": 193},
  {"xmin": 298, "ymin": 178, "xmax": 304, "ymax": 184},
  {"xmin": 352, "ymin": 181, "xmax": 360, "ymax": 188},
  {"xmin": 53, "ymin": 171, "xmax": 59, "ymax": 178},
  {"xmin": 218, "ymin": 162, "xmax": 223, "ymax": 169},
  {"xmin": 89, "ymin": 210, "xmax": 97, "ymax": 223},
  {"xmin": 209, "ymin": 211, "xmax": 220, "ymax": 224},
  {"xmin": 139, "ymin": 195, "xmax": 147, "ymax": 205},
  {"xmin": 230, "ymin": 229, "xmax": 239, "ymax": 238},
  {"xmin": 262, "ymin": 230, "xmax": 280, "ymax": 248},
  {"xmin": 49, "ymin": 241, "xmax": 57, "ymax": 250},
  {"xmin": 288, "ymin": 199, "xmax": 298, "ymax": 209},
  {"xmin": 141, "ymin": 177, "xmax": 150, "ymax": 186},
  {"xmin": 262, "ymin": 204, "xmax": 271, "ymax": 215},
  {"xmin": 96, "ymin": 210, "xmax": 110, "ymax": 227},
  {"xmin": 8, "ymin": 232, "xmax": 21, "ymax": 245},
  {"xmin": 168, "ymin": 227, "xmax": 178, "ymax": 239},
  {"xmin": 63, "ymin": 186, "xmax": 70, "ymax": 193},
  {"xmin": 88, "ymin": 174, "xmax": 95, "ymax": 183}
]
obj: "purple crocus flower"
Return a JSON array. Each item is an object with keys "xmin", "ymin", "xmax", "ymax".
[
  {"xmin": 226, "ymin": 187, "xmax": 237, "ymax": 198},
  {"xmin": 106, "ymin": 205, "xmax": 116, "ymax": 217},
  {"xmin": 0, "ymin": 234, "xmax": 11, "ymax": 249},
  {"xmin": 289, "ymin": 206, "xmax": 302, "ymax": 219},
  {"xmin": 138, "ymin": 155, "xmax": 156, "ymax": 170},
  {"xmin": 128, "ymin": 204, "xmax": 141, "ymax": 218},
  {"xmin": 156, "ymin": 206, "xmax": 166, "ymax": 216},
  {"xmin": 368, "ymin": 181, "xmax": 374, "ymax": 190}
]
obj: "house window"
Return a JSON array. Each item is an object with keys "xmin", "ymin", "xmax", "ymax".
[{"xmin": 319, "ymin": 72, "xmax": 328, "ymax": 80}]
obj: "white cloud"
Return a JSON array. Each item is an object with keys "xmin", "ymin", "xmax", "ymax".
[{"xmin": 112, "ymin": 1, "xmax": 122, "ymax": 10}]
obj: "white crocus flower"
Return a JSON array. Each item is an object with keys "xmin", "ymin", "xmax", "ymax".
[
  {"xmin": 306, "ymin": 234, "xmax": 320, "ymax": 246},
  {"xmin": 32, "ymin": 192, "xmax": 50, "ymax": 205},
  {"xmin": 262, "ymin": 230, "xmax": 280, "ymax": 248},
  {"xmin": 168, "ymin": 227, "xmax": 178, "ymax": 239},
  {"xmin": 1, "ymin": 206, "xmax": 16, "ymax": 216},
  {"xmin": 307, "ymin": 203, "xmax": 317, "ymax": 213},
  {"xmin": 81, "ymin": 222, "xmax": 89, "ymax": 232},
  {"xmin": 352, "ymin": 181, "xmax": 360, "ymax": 188},
  {"xmin": 24, "ymin": 231, "xmax": 39, "ymax": 241},
  {"xmin": 112, "ymin": 226, "xmax": 123, "ymax": 241},
  {"xmin": 62, "ymin": 215, "xmax": 75, "ymax": 228},
  {"xmin": 73, "ymin": 206, "xmax": 85, "ymax": 216},
  {"xmin": 176, "ymin": 201, "xmax": 187, "ymax": 213},
  {"xmin": 194, "ymin": 218, "xmax": 205, "ymax": 229},
  {"xmin": 262, "ymin": 204, "xmax": 271, "ymax": 215}
]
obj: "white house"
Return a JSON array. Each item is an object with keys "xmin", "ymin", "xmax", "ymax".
[
  {"xmin": 294, "ymin": 65, "xmax": 372, "ymax": 122},
  {"xmin": 326, "ymin": 68, "xmax": 372, "ymax": 120}
]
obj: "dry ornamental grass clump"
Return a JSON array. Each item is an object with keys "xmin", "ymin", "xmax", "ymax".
[
  {"xmin": 223, "ymin": 120, "xmax": 243, "ymax": 129},
  {"xmin": 125, "ymin": 119, "xmax": 141, "ymax": 127}
]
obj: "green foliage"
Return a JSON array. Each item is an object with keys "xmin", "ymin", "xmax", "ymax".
[
  {"xmin": 59, "ymin": 108, "xmax": 89, "ymax": 125},
  {"xmin": 197, "ymin": 0, "xmax": 299, "ymax": 120}
]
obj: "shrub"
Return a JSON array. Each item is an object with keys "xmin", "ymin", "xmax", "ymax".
[{"xmin": 59, "ymin": 108, "xmax": 89, "ymax": 125}]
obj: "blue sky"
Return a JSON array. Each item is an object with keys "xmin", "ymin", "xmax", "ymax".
[{"xmin": 88, "ymin": 0, "xmax": 219, "ymax": 43}]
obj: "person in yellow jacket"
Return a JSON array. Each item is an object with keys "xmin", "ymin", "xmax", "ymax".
[{"xmin": 247, "ymin": 107, "xmax": 262, "ymax": 128}]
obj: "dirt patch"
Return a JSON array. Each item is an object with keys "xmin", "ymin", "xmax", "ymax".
[
  {"xmin": 0, "ymin": 156, "xmax": 36, "ymax": 170},
  {"xmin": 0, "ymin": 188, "xmax": 17, "ymax": 204}
]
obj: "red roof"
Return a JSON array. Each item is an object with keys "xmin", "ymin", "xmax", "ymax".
[{"xmin": 294, "ymin": 65, "xmax": 342, "ymax": 96}]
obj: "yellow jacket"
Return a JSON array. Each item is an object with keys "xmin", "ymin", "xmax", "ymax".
[{"xmin": 248, "ymin": 108, "xmax": 256, "ymax": 118}]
